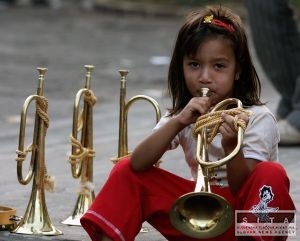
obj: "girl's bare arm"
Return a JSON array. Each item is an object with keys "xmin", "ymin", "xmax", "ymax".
[
  {"xmin": 130, "ymin": 117, "xmax": 185, "ymax": 172},
  {"xmin": 131, "ymin": 96, "xmax": 210, "ymax": 172}
]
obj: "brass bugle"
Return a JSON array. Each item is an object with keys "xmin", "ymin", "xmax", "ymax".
[
  {"xmin": 13, "ymin": 67, "xmax": 62, "ymax": 235},
  {"xmin": 170, "ymin": 88, "xmax": 246, "ymax": 239},
  {"xmin": 111, "ymin": 70, "xmax": 162, "ymax": 165},
  {"xmin": 62, "ymin": 65, "xmax": 96, "ymax": 226}
]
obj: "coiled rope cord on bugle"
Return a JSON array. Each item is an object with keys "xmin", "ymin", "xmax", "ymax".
[
  {"xmin": 193, "ymin": 107, "xmax": 252, "ymax": 143},
  {"xmin": 68, "ymin": 89, "xmax": 96, "ymax": 195},
  {"xmin": 15, "ymin": 96, "xmax": 55, "ymax": 192}
]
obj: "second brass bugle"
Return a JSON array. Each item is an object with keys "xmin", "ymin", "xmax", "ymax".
[{"xmin": 62, "ymin": 65, "xmax": 96, "ymax": 226}]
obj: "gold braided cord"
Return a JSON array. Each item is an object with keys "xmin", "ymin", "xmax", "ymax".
[
  {"xmin": 44, "ymin": 171, "xmax": 55, "ymax": 193},
  {"xmin": 68, "ymin": 135, "xmax": 95, "ymax": 164},
  {"xmin": 193, "ymin": 107, "xmax": 252, "ymax": 143},
  {"xmin": 68, "ymin": 135, "xmax": 95, "ymax": 195},
  {"xmin": 36, "ymin": 96, "xmax": 49, "ymax": 130},
  {"xmin": 78, "ymin": 181, "xmax": 95, "ymax": 195},
  {"xmin": 76, "ymin": 90, "xmax": 97, "ymax": 132},
  {"xmin": 84, "ymin": 89, "xmax": 97, "ymax": 107},
  {"xmin": 16, "ymin": 144, "xmax": 33, "ymax": 162},
  {"xmin": 36, "ymin": 96, "xmax": 54, "ymax": 191}
]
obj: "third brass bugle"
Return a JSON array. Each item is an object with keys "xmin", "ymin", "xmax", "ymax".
[
  {"xmin": 170, "ymin": 88, "xmax": 246, "ymax": 239},
  {"xmin": 111, "ymin": 70, "xmax": 162, "ymax": 164},
  {"xmin": 62, "ymin": 65, "xmax": 96, "ymax": 226}
]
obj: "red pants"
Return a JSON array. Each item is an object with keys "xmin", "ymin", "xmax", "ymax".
[{"xmin": 80, "ymin": 158, "xmax": 295, "ymax": 241}]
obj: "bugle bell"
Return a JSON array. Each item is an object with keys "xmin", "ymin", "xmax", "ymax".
[
  {"xmin": 111, "ymin": 70, "xmax": 162, "ymax": 166},
  {"xmin": 62, "ymin": 65, "xmax": 96, "ymax": 226},
  {"xmin": 170, "ymin": 88, "xmax": 248, "ymax": 239},
  {"xmin": 13, "ymin": 67, "xmax": 62, "ymax": 235}
]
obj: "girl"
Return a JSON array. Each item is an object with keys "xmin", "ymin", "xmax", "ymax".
[{"xmin": 81, "ymin": 5, "xmax": 295, "ymax": 241}]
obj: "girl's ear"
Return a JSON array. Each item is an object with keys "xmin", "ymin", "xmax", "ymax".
[
  {"xmin": 235, "ymin": 67, "xmax": 241, "ymax": 80},
  {"xmin": 235, "ymin": 72, "xmax": 240, "ymax": 80}
]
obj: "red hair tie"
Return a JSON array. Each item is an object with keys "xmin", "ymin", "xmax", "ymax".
[{"xmin": 203, "ymin": 15, "xmax": 235, "ymax": 33}]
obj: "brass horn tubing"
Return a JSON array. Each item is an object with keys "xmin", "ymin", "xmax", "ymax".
[
  {"xmin": 36, "ymin": 67, "xmax": 47, "ymax": 96},
  {"xmin": 211, "ymin": 97, "xmax": 242, "ymax": 112},
  {"xmin": 71, "ymin": 65, "xmax": 95, "ymax": 178},
  {"xmin": 71, "ymin": 88, "xmax": 94, "ymax": 178},
  {"xmin": 120, "ymin": 95, "xmax": 162, "ymax": 157},
  {"xmin": 117, "ymin": 70, "xmax": 128, "ymax": 158},
  {"xmin": 126, "ymin": 95, "xmax": 161, "ymax": 122},
  {"xmin": 83, "ymin": 65, "xmax": 95, "ymax": 89},
  {"xmin": 196, "ymin": 98, "xmax": 244, "ymax": 169},
  {"xmin": 196, "ymin": 128, "xmax": 244, "ymax": 170},
  {"xmin": 34, "ymin": 68, "xmax": 47, "ymax": 180},
  {"xmin": 116, "ymin": 69, "xmax": 162, "ymax": 158},
  {"xmin": 17, "ymin": 68, "xmax": 47, "ymax": 185},
  {"xmin": 194, "ymin": 127, "xmax": 211, "ymax": 193},
  {"xmin": 17, "ymin": 94, "xmax": 42, "ymax": 185}
]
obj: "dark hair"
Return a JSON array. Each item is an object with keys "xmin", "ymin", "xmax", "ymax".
[{"xmin": 167, "ymin": 5, "xmax": 262, "ymax": 115}]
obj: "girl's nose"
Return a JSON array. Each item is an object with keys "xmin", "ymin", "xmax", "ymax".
[{"xmin": 199, "ymin": 68, "xmax": 211, "ymax": 84}]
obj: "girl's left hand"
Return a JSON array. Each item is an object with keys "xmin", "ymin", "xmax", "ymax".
[{"xmin": 219, "ymin": 112, "xmax": 249, "ymax": 152}]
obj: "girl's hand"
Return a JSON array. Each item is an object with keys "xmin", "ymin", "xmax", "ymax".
[
  {"xmin": 219, "ymin": 112, "xmax": 249, "ymax": 153},
  {"xmin": 176, "ymin": 96, "xmax": 211, "ymax": 126}
]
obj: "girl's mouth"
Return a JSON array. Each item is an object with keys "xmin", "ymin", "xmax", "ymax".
[{"xmin": 198, "ymin": 88, "xmax": 213, "ymax": 97}]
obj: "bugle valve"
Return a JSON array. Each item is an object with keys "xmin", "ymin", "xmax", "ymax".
[
  {"xmin": 170, "ymin": 88, "xmax": 251, "ymax": 239},
  {"xmin": 13, "ymin": 67, "xmax": 62, "ymax": 235},
  {"xmin": 111, "ymin": 70, "xmax": 162, "ymax": 166},
  {"xmin": 62, "ymin": 65, "xmax": 96, "ymax": 226}
]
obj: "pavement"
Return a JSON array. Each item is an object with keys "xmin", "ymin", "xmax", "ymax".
[{"xmin": 0, "ymin": 1, "xmax": 299, "ymax": 241}]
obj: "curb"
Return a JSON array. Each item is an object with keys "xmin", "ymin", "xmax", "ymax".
[
  {"xmin": 94, "ymin": 0, "xmax": 247, "ymax": 19},
  {"xmin": 94, "ymin": 0, "xmax": 246, "ymax": 19},
  {"xmin": 94, "ymin": 0, "xmax": 196, "ymax": 18}
]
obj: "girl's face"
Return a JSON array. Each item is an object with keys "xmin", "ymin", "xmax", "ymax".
[{"xmin": 183, "ymin": 37, "xmax": 239, "ymax": 106}]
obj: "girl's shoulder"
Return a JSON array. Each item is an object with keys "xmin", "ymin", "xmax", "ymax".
[
  {"xmin": 153, "ymin": 111, "xmax": 172, "ymax": 130},
  {"xmin": 245, "ymin": 105, "xmax": 277, "ymax": 123},
  {"xmin": 246, "ymin": 105, "xmax": 274, "ymax": 114}
]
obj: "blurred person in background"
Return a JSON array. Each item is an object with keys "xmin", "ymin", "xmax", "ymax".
[
  {"xmin": 0, "ymin": 0, "xmax": 15, "ymax": 8},
  {"xmin": 244, "ymin": 0, "xmax": 300, "ymax": 145}
]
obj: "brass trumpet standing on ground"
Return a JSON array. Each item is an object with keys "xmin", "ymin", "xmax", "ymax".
[
  {"xmin": 13, "ymin": 67, "xmax": 62, "ymax": 235},
  {"xmin": 170, "ymin": 88, "xmax": 247, "ymax": 239},
  {"xmin": 62, "ymin": 65, "xmax": 96, "ymax": 226},
  {"xmin": 111, "ymin": 70, "xmax": 161, "ymax": 164}
]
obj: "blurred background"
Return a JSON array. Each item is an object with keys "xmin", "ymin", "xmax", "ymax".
[{"xmin": 0, "ymin": 0, "xmax": 298, "ymax": 240}]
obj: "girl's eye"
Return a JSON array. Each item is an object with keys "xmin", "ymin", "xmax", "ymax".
[
  {"xmin": 188, "ymin": 62, "xmax": 199, "ymax": 69},
  {"xmin": 214, "ymin": 63, "xmax": 226, "ymax": 69}
]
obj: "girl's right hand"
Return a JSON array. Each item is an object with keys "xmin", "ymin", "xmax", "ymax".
[{"xmin": 176, "ymin": 96, "xmax": 211, "ymax": 126}]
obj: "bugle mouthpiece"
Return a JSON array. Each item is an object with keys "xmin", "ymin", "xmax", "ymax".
[
  {"xmin": 37, "ymin": 67, "xmax": 48, "ymax": 76},
  {"xmin": 119, "ymin": 69, "xmax": 129, "ymax": 79},
  {"xmin": 84, "ymin": 65, "xmax": 95, "ymax": 74},
  {"xmin": 200, "ymin": 87, "xmax": 210, "ymax": 97}
]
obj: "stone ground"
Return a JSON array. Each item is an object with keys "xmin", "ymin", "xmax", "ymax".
[{"xmin": 0, "ymin": 1, "xmax": 298, "ymax": 240}]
